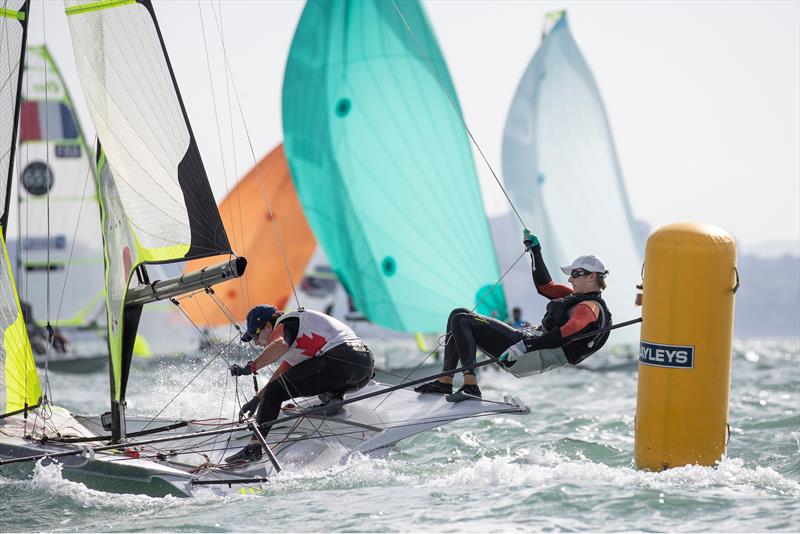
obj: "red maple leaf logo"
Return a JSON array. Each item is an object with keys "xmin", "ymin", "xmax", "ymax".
[{"xmin": 295, "ymin": 333, "xmax": 327, "ymax": 356}]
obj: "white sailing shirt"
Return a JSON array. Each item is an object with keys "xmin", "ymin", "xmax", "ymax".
[{"xmin": 273, "ymin": 309, "xmax": 360, "ymax": 367}]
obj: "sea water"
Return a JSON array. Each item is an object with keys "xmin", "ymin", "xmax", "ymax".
[{"xmin": 1, "ymin": 339, "xmax": 797, "ymax": 532}]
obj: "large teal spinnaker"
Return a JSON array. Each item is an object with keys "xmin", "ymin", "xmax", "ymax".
[{"xmin": 282, "ymin": 0, "xmax": 506, "ymax": 333}]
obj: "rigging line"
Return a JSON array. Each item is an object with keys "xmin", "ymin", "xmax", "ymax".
[
  {"xmin": 213, "ymin": 1, "xmax": 248, "ymax": 312},
  {"xmin": 171, "ymin": 297, "xmax": 236, "ymax": 367},
  {"xmin": 54, "ymin": 137, "xmax": 96, "ymax": 325},
  {"xmin": 205, "ymin": 287, "xmax": 248, "ymax": 345},
  {"xmin": 207, "ymin": 5, "xmax": 300, "ymax": 309},
  {"xmin": 40, "ymin": 2, "xmax": 53, "ymax": 404},
  {"xmin": 272, "ymin": 370, "xmax": 349, "ymax": 451},
  {"xmin": 207, "ymin": 289, "xmax": 239, "ymax": 328},
  {"xmin": 373, "ymin": 249, "xmax": 529, "ymax": 410},
  {"xmin": 195, "ymin": 1, "xmax": 247, "ymax": 307},
  {"xmin": 389, "ymin": 0, "xmax": 527, "ymax": 230},
  {"xmin": 210, "ymin": 369, "xmax": 230, "ymax": 461},
  {"xmin": 139, "ymin": 332, "xmax": 239, "ymax": 433}
]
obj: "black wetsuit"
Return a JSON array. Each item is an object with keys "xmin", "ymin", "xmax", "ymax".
[
  {"xmin": 256, "ymin": 331, "xmax": 374, "ymax": 436},
  {"xmin": 441, "ymin": 308, "xmax": 523, "ymax": 376}
]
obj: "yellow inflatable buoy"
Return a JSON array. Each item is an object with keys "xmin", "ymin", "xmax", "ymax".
[{"xmin": 634, "ymin": 222, "xmax": 737, "ymax": 471}]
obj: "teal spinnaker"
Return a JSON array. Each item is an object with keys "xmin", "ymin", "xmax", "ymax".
[{"xmin": 282, "ymin": 0, "xmax": 506, "ymax": 333}]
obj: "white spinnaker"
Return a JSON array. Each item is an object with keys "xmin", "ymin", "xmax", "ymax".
[
  {"xmin": 502, "ymin": 13, "xmax": 643, "ymax": 344},
  {"xmin": 13, "ymin": 45, "xmax": 105, "ymax": 329},
  {"xmin": 0, "ymin": 0, "xmax": 41, "ymax": 414}
]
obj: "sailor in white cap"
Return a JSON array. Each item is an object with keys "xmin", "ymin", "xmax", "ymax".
[{"xmin": 414, "ymin": 229, "xmax": 612, "ymax": 399}]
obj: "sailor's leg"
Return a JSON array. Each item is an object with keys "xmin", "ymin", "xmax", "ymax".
[
  {"xmin": 470, "ymin": 315, "xmax": 525, "ymax": 360},
  {"xmin": 442, "ymin": 308, "xmax": 471, "ymax": 377},
  {"xmin": 320, "ymin": 343, "xmax": 375, "ymax": 393},
  {"xmin": 414, "ymin": 308, "xmax": 469, "ymax": 393},
  {"xmin": 455, "ymin": 313, "xmax": 523, "ymax": 371},
  {"xmin": 256, "ymin": 357, "xmax": 335, "ymax": 437}
]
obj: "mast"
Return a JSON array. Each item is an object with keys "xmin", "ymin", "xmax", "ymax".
[{"xmin": 0, "ymin": 0, "xmax": 42, "ymax": 417}]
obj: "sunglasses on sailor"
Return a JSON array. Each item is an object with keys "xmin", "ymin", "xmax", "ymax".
[{"xmin": 570, "ymin": 269, "xmax": 592, "ymax": 278}]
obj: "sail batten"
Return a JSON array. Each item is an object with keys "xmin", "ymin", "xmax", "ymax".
[{"xmin": 283, "ymin": 0, "xmax": 506, "ymax": 333}]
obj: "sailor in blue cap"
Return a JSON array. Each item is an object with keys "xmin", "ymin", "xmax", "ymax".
[{"xmin": 226, "ymin": 305, "xmax": 374, "ymax": 464}]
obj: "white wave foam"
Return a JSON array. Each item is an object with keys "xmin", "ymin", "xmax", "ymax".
[
  {"xmin": 28, "ymin": 460, "xmax": 245, "ymax": 507},
  {"xmin": 424, "ymin": 453, "xmax": 800, "ymax": 497}
]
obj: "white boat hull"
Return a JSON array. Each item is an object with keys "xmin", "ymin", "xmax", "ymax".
[{"xmin": 0, "ymin": 382, "xmax": 527, "ymax": 497}]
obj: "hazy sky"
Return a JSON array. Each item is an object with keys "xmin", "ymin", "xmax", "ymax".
[{"xmin": 24, "ymin": 0, "xmax": 800, "ymax": 252}]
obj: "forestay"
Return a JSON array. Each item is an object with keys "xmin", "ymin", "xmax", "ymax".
[
  {"xmin": 14, "ymin": 45, "xmax": 105, "ymax": 331},
  {"xmin": 64, "ymin": 0, "xmax": 231, "ymax": 408},
  {"xmin": 283, "ymin": 0, "xmax": 507, "ymax": 333},
  {"xmin": 502, "ymin": 12, "xmax": 643, "ymax": 342},
  {"xmin": 0, "ymin": 0, "xmax": 41, "ymax": 416}
]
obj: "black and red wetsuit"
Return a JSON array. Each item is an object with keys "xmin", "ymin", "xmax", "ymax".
[{"xmin": 439, "ymin": 244, "xmax": 611, "ymax": 376}]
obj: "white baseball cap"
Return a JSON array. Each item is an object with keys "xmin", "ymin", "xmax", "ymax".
[{"xmin": 560, "ymin": 255, "xmax": 608, "ymax": 276}]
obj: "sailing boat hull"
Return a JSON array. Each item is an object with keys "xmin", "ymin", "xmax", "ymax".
[{"xmin": 0, "ymin": 383, "xmax": 527, "ymax": 497}]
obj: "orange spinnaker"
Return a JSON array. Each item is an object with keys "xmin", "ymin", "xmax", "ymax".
[{"xmin": 181, "ymin": 144, "xmax": 316, "ymax": 325}]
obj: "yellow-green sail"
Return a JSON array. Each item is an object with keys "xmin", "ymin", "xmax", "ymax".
[{"xmin": 0, "ymin": 0, "xmax": 41, "ymax": 416}]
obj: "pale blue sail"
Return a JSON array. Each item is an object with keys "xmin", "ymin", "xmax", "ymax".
[{"xmin": 502, "ymin": 12, "xmax": 643, "ymax": 342}]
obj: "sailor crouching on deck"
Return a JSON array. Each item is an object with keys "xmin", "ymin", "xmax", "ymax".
[
  {"xmin": 414, "ymin": 230, "xmax": 611, "ymax": 402},
  {"xmin": 225, "ymin": 305, "xmax": 374, "ymax": 464}
]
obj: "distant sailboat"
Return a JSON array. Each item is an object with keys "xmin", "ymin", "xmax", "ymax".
[
  {"xmin": 282, "ymin": 0, "xmax": 508, "ymax": 335},
  {"xmin": 502, "ymin": 11, "xmax": 643, "ymax": 344},
  {"xmin": 11, "ymin": 44, "xmax": 107, "ymax": 371}
]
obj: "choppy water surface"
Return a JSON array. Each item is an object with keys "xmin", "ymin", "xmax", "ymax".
[{"xmin": 1, "ymin": 339, "xmax": 798, "ymax": 532}]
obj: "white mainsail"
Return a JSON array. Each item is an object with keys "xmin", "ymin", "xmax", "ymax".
[
  {"xmin": 502, "ymin": 12, "xmax": 643, "ymax": 344},
  {"xmin": 0, "ymin": 0, "xmax": 41, "ymax": 415},
  {"xmin": 64, "ymin": 0, "xmax": 231, "ymax": 436}
]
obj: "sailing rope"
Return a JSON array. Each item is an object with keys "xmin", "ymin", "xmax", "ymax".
[
  {"xmin": 138, "ymin": 331, "xmax": 240, "ymax": 433},
  {"xmin": 196, "ymin": 0, "xmax": 250, "ymax": 316},
  {"xmin": 389, "ymin": 0, "xmax": 529, "ymax": 231},
  {"xmin": 207, "ymin": 1, "xmax": 302, "ymax": 309},
  {"xmin": 373, "ymin": 249, "xmax": 529, "ymax": 410},
  {"xmin": 40, "ymin": 3, "xmax": 54, "ymax": 409}
]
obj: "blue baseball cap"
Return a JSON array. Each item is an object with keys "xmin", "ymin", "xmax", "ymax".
[{"xmin": 241, "ymin": 305, "xmax": 278, "ymax": 342}]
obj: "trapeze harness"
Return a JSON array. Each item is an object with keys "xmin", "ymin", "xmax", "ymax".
[
  {"xmin": 540, "ymin": 292, "xmax": 611, "ymax": 364},
  {"xmin": 503, "ymin": 293, "xmax": 612, "ymax": 378}
]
